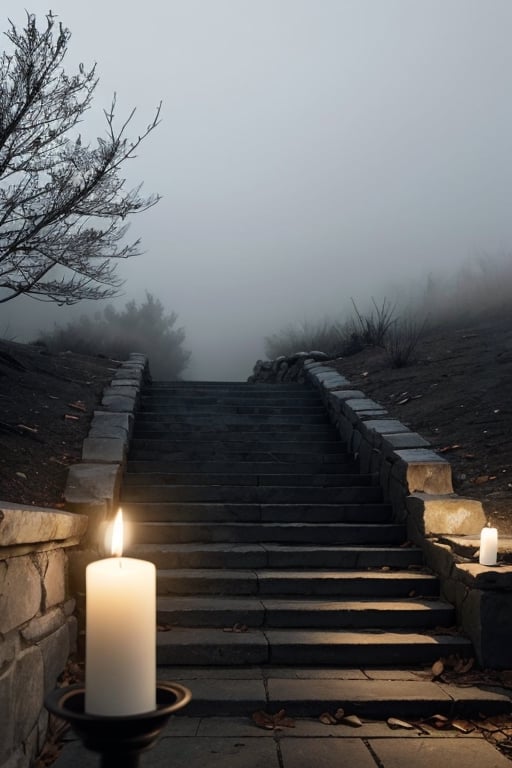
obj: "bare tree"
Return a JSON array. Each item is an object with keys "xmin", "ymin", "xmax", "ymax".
[{"xmin": 0, "ymin": 11, "xmax": 161, "ymax": 305}]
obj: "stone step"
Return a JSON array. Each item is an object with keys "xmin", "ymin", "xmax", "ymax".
[
  {"xmin": 121, "ymin": 484, "xmax": 383, "ymax": 504},
  {"xmin": 154, "ymin": 569, "xmax": 439, "ymax": 597},
  {"xmin": 131, "ymin": 413, "xmax": 331, "ymax": 425},
  {"xmin": 122, "ymin": 502, "xmax": 392, "ymax": 524},
  {"xmin": 130, "ymin": 521, "xmax": 406, "ymax": 545},
  {"xmin": 126, "ymin": 459, "xmax": 353, "ymax": 474},
  {"xmin": 136, "ymin": 404, "xmax": 327, "ymax": 415},
  {"xmin": 132, "ymin": 426, "xmax": 339, "ymax": 442},
  {"xmin": 129, "ymin": 543, "xmax": 425, "ymax": 570},
  {"xmin": 132, "ymin": 421, "xmax": 337, "ymax": 435},
  {"xmin": 147, "ymin": 382, "xmax": 315, "ymax": 394},
  {"xmin": 122, "ymin": 472, "xmax": 372, "ymax": 488},
  {"xmin": 140, "ymin": 395, "xmax": 322, "ymax": 407},
  {"xmin": 155, "ymin": 667, "xmax": 512, "ymax": 718},
  {"xmin": 129, "ymin": 450, "xmax": 353, "ymax": 464},
  {"xmin": 156, "ymin": 596, "xmax": 455, "ymax": 629},
  {"xmin": 129, "ymin": 439, "xmax": 345, "ymax": 454},
  {"xmin": 156, "ymin": 628, "xmax": 473, "ymax": 667}
]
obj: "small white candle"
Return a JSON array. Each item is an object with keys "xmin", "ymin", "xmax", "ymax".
[
  {"xmin": 85, "ymin": 509, "xmax": 156, "ymax": 716},
  {"xmin": 479, "ymin": 523, "xmax": 498, "ymax": 566}
]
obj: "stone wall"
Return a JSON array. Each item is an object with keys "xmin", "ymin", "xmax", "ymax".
[
  {"xmin": 0, "ymin": 503, "xmax": 87, "ymax": 768},
  {"xmin": 0, "ymin": 352, "xmax": 149, "ymax": 768},
  {"xmin": 250, "ymin": 353, "xmax": 512, "ymax": 668}
]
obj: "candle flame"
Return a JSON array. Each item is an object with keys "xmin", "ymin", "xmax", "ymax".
[{"xmin": 111, "ymin": 508, "xmax": 124, "ymax": 557}]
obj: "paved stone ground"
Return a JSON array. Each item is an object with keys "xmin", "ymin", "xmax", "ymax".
[{"xmin": 52, "ymin": 714, "xmax": 512, "ymax": 768}]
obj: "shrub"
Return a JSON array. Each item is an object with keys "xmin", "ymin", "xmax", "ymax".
[
  {"xmin": 350, "ymin": 297, "xmax": 397, "ymax": 347},
  {"xmin": 383, "ymin": 315, "xmax": 428, "ymax": 368},
  {"xmin": 36, "ymin": 292, "xmax": 190, "ymax": 379}
]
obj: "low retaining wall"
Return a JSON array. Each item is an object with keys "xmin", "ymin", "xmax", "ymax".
[
  {"xmin": 0, "ymin": 503, "xmax": 87, "ymax": 768},
  {"xmin": 250, "ymin": 354, "xmax": 512, "ymax": 668},
  {"xmin": 63, "ymin": 352, "xmax": 150, "ymax": 548},
  {"xmin": 0, "ymin": 352, "xmax": 149, "ymax": 768}
]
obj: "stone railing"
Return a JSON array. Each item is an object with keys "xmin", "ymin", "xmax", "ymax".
[
  {"xmin": 0, "ymin": 503, "xmax": 87, "ymax": 768},
  {"xmin": 250, "ymin": 353, "xmax": 512, "ymax": 668},
  {"xmin": 0, "ymin": 352, "xmax": 149, "ymax": 768},
  {"xmin": 63, "ymin": 352, "xmax": 150, "ymax": 547}
]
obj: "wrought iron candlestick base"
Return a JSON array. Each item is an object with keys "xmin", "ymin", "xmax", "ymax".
[{"xmin": 45, "ymin": 682, "xmax": 192, "ymax": 768}]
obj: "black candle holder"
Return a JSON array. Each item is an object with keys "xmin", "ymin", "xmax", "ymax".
[{"xmin": 45, "ymin": 681, "xmax": 192, "ymax": 768}]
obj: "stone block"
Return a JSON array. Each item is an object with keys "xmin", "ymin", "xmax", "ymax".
[
  {"xmin": 0, "ymin": 665, "xmax": 14, "ymax": 763},
  {"xmin": 381, "ymin": 432, "xmax": 431, "ymax": 457},
  {"xmin": 38, "ymin": 622, "xmax": 70, "ymax": 694},
  {"xmin": 21, "ymin": 608, "xmax": 63, "ymax": 644},
  {"xmin": 327, "ymin": 390, "xmax": 366, "ymax": 413},
  {"xmin": 358, "ymin": 417, "xmax": 411, "ymax": 444},
  {"xmin": 391, "ymin": 449, "xmax": 453, "ymax": 494},
  {"xmin": 358, "ymin": 438, "xmax": 376, "ymax": 474},
  {"xmin": 350, "ymin": 428, "xmax": 362, "ymax": 456},
  {"xmin": 88, "ymin": 411, "xmax": 133, "ymax": 440},
  {"xmin": 0, "ymin": 632, "xmax": 17, "ymax": 670},
  {"xmin": 406, "ymin": 493, "xmax": 486, "ymax": 539},
  {"xmin": 13, "ymin": 647, "xmax": 44, "ymax": 746},
  {"xmin": 81, "ymin": 436, "xmax": 126, "ymax": 464},
  {"xmin": 421, "ymin": 539, "xmax": 456, "ymax": 580},
  {"xmin": 67, "ymin": 615, "xmax": 78, "ymax": 656},
  {"xmin": 102, "ymin": 384, "xmax": 139, "ymax": 400},
  {"xmin": 388, "ymin": 475, "xmax": 408, "ymax": 521},
  {"xmin": 101, "ymin": 393, "xmax": 137, "ymax": 412},
  {"xmin": 0, "ymin": 504, "xmax": 87, "ymax": 548},
  {"xmin": 0, "ymin": 557, "xmax": 41, "ymax": 634},
  {"xmin": 453, "ymin": 561, "xmax": 512, "ymax": 590},
  {"xmin": 42, "ymin": 549, "xmax": 66, "ymax": 609},
  {"xmin": 64, "ymin": 463, "xmax": 121, "ymax": 524},
  {"xmin": 379, "ymin": 458, "xmax": 392, "ymax": 503}
]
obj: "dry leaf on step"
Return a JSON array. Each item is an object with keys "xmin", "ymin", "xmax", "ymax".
[{"xmin": 387, "ymin": 717, "xmax": 415, "ymax": 730}]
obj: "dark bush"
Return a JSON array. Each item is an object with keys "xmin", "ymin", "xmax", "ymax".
[{"xmin": 36, "ymin": 292, "xmax": 190, "ymax": 379}]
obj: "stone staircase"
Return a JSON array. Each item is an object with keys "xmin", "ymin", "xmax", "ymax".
[{"xmin": 120, "ymin": 380, "xmax": 506, "ymax": 717}]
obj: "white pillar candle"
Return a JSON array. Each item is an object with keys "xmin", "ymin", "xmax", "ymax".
[
  {"xmin": 85, "ymin": 510, "xmax": 156, "ymax": 716},
  {"xmin": 479, "ymin": 524, "xmax": 498, "ymax": 566}
]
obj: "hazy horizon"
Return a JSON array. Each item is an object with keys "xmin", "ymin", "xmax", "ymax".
[{"xmin": 1, "ymin": 1, "xmax": 511, "ymax": 379}]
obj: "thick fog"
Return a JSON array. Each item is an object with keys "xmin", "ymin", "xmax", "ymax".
[{"xmin": 2, "ymin": 1, "xmax": 512, "ymax": 379}]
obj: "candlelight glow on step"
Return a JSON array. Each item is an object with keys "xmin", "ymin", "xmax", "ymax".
[
  {"xmin": 85, "ymin": 508, "xmax": 156, "ymax": 716},
  {"xmin": 479, "ymin": 523, "xmax": 498, "ymax": 566}
]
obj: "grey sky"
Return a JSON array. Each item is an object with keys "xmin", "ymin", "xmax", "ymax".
[{"xmin": 2, "ymin": 1, "xmax": 512, "ymax": 379}]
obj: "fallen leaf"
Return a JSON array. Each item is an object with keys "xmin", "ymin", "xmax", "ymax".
[
  {"xmin": 67, "ymin": 401, "xmax": 87, "ymax": 412},
  {"xmin": 223, "ymin": 623, "xmax": 249, "ymax": 633},
  {"xmin": 252, "ymin": 710, "xmax": 295, "ymax": 730},
  {"xmin": 429, "ymin": 714, "xmax": 450, "ymax": 729},
  {"xmin": 472, "ymin": 475, "xmax": 497, "ymax": 485},
  {"xmin": 319, "ymin": 712, "xmax": 338, "ymax": 725},
  {"xmin": 439, "ymin": 444, "xmax": 463, "ymax": 453},
  {"xmin": 476, "ymin": 719, "xmax": 501, "ymax": 733},
  {"xmin": 64, "ymin": 414, "xmax": 80, "ymax": 421},
  {"xmin": 334, "ymin": 708, "xmax": 345, "ymax": 721},
  {"xmin": 339, "ymin": 714, "xmax": 363, "ymax": 727},
  {"xmin": 431, "ymin": 659, "xmax": 445, "ymax": 679},
  {"xmin": 252, "ymin": 711, "xmax": 275, "ymax": 730},
  {"xmin": 17, "ymin": 423, "xmax": 38, "ymax": 434},
  {"xmin": 387, "ymin": 717, "xmax": 415, "ymax": 730},
  {"xmin": 451, "ymin": 719, "xmax": 475, "ymax": 734},
  {"xmin": 16, "ymin": 471, "xmax": 27, "ymax": 479}
]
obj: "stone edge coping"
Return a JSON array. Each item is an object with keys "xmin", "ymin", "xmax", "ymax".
[
  {"xmin": 0, "ymin": 353, "xmax": 148, "ymax": 553},
  {"xmin": 301, "ymin": 360, "xmax": 512, "ymax": 585},
  {"xmin": 63, "ymin": 353, "xmax": 149, "ymax": 525},
  {"xmin": 0, "ymin": 501, "xmax": 88, "ymax": 548}
]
